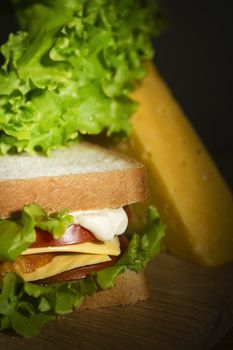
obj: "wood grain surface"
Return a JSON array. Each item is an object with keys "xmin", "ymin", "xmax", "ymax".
[{"xmin": 0, "ymin": 253, "xmax": 232, "ymax": 350}]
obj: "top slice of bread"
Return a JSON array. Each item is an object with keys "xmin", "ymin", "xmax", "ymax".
[{"xmin": 0, "ymin": 142, "xmax": 147, "ymax": 218}]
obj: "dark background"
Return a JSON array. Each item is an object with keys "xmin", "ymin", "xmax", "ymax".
[{"xmin": 0, "ymin": 0, "xmax": 232, "ymax": 186}]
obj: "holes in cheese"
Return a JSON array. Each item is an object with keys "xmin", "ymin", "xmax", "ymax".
[
  {"xmin": 20, "ymin": 254, "xmax": 111, "ymax": 282},
  {"xmin": 21, "ymin": 236, "xmax": 120, "ymax": 256}
]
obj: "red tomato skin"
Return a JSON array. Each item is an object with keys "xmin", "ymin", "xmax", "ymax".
[
  {"xmin": 31, "ymin": 207, "xmax": 130, "ymax": 248},
  {"xmin": 30, "ymin": 225, "xmax": 95, "ymax": 248}
]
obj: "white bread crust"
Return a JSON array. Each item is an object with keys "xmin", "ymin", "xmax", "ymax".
[
  {"xmin": 0, "ymin": 142, "xmax": 148, "ymax": 217},
  {"xmin": 81, "ymin": 270, "xmax": 150, "ymax": 309}
]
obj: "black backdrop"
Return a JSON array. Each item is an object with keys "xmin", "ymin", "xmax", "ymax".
[{"xmin": 0, "ymin": 1, "xmax": 233, "ymax": 184}]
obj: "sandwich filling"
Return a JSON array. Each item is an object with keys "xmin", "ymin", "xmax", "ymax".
[
  {"xmin": 0, "ymin": 207, "xmax": 129, "ymax": 283},
  {"xmin": 0, "ymin": 203, "xmax": 165, "ymax": 337},
  {"xmin": 70, "ymin": 208, "xmax": 128, "ymax": 241}
]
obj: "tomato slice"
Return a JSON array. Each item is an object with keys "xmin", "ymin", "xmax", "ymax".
[
  {"xmin": 30, "ymin": 224, "xmax": 95, "ymax": 248},
  {"xmin": 31, "ymin": 207, "xmax": 130, "ymax": 249},
  {"xmin": 34, "ymin": 256, "xmax": 118, "ymax": 284},
  {"xmin": 124, "ymin": 205, "xmax": 132, "ymax": 221}
]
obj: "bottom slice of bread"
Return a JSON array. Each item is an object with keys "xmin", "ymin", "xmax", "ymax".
[{"xmin": 81, "ymin": 270, "xmax": 150, "ymax": 309}]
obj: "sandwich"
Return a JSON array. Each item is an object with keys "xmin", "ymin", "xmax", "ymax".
[
  {"xmin": 0, "ymin": 1, "xmax": 165, "ymax": 336},
  {"xmin": 0, "ymin": 142, "xmax": 165, "ymax": 337}
]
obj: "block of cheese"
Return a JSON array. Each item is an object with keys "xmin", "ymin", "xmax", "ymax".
[{"xmin": 117, "ymin": 62, "xmax": 233, "ymax": 266}]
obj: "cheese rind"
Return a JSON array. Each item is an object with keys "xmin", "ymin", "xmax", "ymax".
[
  {"xmin": 118, "ymin": 62, "xmax": 233, "ymax": 266},
  {"xmin": 22, "ymin": 237, "xmax": 120, "ymax": 256},
  {"xmin": 20, "ymin": 254, "xmax": 111, "ymax": 281}
]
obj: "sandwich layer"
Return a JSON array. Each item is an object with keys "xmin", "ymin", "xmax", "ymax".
[
  {"xmin": 0, "ymin": 142, "xmax": 147, "ymax": 218},
  {"xmin": 81, "ymin": 270, "xmax": 150, "ymax": 309},
  {"xmin": 20, "ymin": 254, "xmax": 111, "ymax": 282},
  {"xmin": 0, "ymin": 142, "xmax": 141, "ymax": 180},
  {"xmin": 21, "ymin": 236, "xmax": 120, "ymax": 256},
  {"xmin": 0, "ymin": 251, "xmax": 113, "ymax": 282}
]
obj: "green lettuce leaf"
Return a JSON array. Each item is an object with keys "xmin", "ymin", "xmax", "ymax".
[
  {"xmin": 0, "ymin": 204, "xmax": 73, "ymax": 261},
  {"xmin": 0, "ymin": 272, "xmax": 96, "ymax": 337},
  {"xmin": 117, "ymin": 206, "xmax": 165, "ymax": 270},
  {"xmin": 95, "ymin": 206, "xmax": 165, "ymax": 288},
  {"xmin": 0, "ymin": 206, "xmax": 165, "ymax": 337},
  {"xmin": 0, "ymin": 0, "xmax": 166, "ymax": 154}
]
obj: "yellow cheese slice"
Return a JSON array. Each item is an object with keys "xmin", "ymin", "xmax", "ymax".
[
  {"xmin": 22, "ymin": 236, "xmax": 120, "ymax": 256},
  {"xmin": 116, "ymin": 62, "xmax": 233, "ymax": 266},
  {"xmin": 20, "ymin": 254, "xmax": 111, "ymax": 282}
]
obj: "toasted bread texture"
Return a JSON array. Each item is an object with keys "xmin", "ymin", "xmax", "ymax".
[
  {"xmin": 81, "ymin": 270, "xmax": 150, "ymax": 309},
  {"xmin": 0, "ymin": 142, "xmax": 148, "ymax": 218}
]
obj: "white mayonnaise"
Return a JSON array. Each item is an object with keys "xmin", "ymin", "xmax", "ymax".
[{"xmin": 70, "ymin": 208, "xmax": 128, "ymax": 242}]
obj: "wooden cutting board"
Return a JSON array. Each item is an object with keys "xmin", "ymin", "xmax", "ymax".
[{"xmin": 0, "ymin": 253, "xmax": 232, "ymax": 350}]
